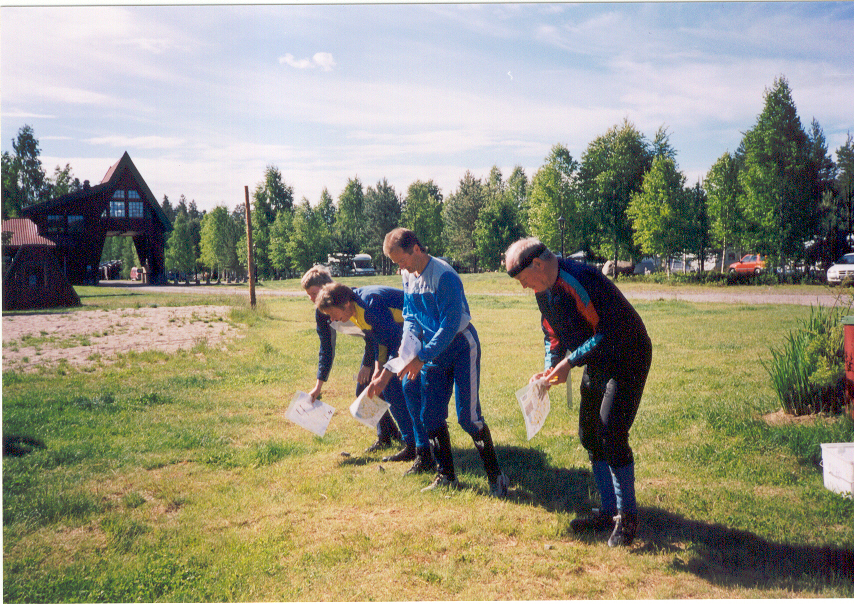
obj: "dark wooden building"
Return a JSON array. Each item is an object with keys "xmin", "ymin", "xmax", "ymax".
[
  {"xmin": 2, "ymin": 218, "xmax": 81, "ymax": 311},
  {"xmin": 20, "ymin": 152, "xmax": 171, "ymax": 285}
]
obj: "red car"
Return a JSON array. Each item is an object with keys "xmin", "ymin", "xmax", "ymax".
[{"xmin": 729, "ymin": 254, "xmax": 766, "ymax": 275}]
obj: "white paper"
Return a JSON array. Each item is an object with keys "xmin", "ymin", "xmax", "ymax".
[
  {"xmin": 286, "ymin": 391, "xmax": 335, "ymax": 437},
  {"xmin": 384, "ymin": 331, "xmax": 422, "ymax": 373},
  {"xmin": 330, "ymin": 320, "xmax": 364, "ymax": 338},
  {"xmin": 515, "ymin": 378, "xmax": 551, "ymax": 440},
  {"xmin": 349, "ymin": 389, "xmax": 391, "ymax": 429}
]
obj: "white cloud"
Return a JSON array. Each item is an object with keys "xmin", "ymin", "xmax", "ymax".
[
  {"xmin": 278, "ymin": 52, "xmax": 336, "ymax": 71},
  {"xmin": 313, "ymin": 52, "xmax": 336, "ymax": 71}
]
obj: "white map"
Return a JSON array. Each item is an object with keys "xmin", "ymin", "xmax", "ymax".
[
  {"xmin": 349, "ymin": 389, "xmax": 391, "ymax": 429},
  {"xmin": 286, "ymin": 391, "xmax": 335, "ymax": 437},
  {"xmin": 384, "ymin": 331, "xmax": 422, "ymax": 374},
  {"xmin": 515, "ymin": 378, "xmax": 551, "ymax": 440}
]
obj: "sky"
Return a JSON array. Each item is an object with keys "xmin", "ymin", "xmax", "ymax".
[{"xmin": 2, "ymin": 2, "xmax": 853, "ymax": 215}]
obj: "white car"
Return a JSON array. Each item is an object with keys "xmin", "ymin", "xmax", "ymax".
[{"xmin": 826, "ymin": 253, "xmax": 854, "ymax": 285}]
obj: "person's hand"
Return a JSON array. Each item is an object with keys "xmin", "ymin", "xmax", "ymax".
[
  {"xmin": 530, "ymin": 371, "xmax": 549, "ymax": 384},
  {"xmin": 308, "ymin": 381, "xmax": 323, "ymax": 401},
  {"xmin": 367, "ymin": 369, "xmax": 392, "ymax": 399},
  {"xmin": 357, "ymin": 365, "xmax": 372, "ymax": 385},
  {"xmin": 542, "ymin": 359, "xmax": 571, "ymax": 386},
  {"xmin": 397, "ymin": 357, "xmax": 425, "ymax": 381}
]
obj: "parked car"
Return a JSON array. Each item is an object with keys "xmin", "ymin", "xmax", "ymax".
[
  {"xmin": 728, "ymin": 254, "xmax": 766, "ymax": 275},
  {"xmin": 826, "ymin": 253, "xmax": 854, "ymax": 285}
]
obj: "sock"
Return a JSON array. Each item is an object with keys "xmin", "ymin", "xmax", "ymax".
[
  {"xmin": 592, "ymin": 460, "xmax": 618, "ymax": 515},
  {"xmin": 473, "ymin": 424, "xmax": 500, "ymax": 482},
  {"xmin": 610, "ymin": 462, "xmax": 637, "ymax": 515},
  {"xmin": 429, "ymin": 424, "xmax": 456, "ymax": 480}
]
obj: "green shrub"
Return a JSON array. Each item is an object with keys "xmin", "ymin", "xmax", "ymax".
[{"xmin": 765, "ymin": 304, "xmax": 849, "ymax": 415}]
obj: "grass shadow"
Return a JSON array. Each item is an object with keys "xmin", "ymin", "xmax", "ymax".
[
  {"xmin": 637, "ymin": 506, "xmax": 854, "ymax": 586},
  {"xmin": 455, "ymin": 444, "xmax": 595, "ymax": 513}
]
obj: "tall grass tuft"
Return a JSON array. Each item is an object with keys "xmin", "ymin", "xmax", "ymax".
[{"xmin": 764, "ymin": 304, "xmax": 849, "ymax": 416}]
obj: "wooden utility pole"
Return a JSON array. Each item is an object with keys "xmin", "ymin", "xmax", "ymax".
[{"xmin": 244, "ymin": 186, "xmax": 256, "ymax": 308}]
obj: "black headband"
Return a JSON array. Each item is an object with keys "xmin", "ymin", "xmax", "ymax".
[{"xmin": 507, "ymin": 243, "xmax": 547, "ymax": 278}]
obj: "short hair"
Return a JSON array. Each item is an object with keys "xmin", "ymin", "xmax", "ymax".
[
  {"xmin": 315, "ymin": 282, "xmax": 358, "ymax": 312},
  {"xmin": 301, "ymin": 265, "xmax": 333, "ymax": 290},
  {"xmin": 505, "ymin": 237, "xmax": 554, "ymax": 276},
  {"xmin": 384, "ymin": 228, "xmax": 422, "ymax": 256}
]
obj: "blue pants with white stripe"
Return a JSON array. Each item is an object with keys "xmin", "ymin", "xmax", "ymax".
[{"xmin": 414, "ymin": 324, "xmax": 485, "ymax": 438}]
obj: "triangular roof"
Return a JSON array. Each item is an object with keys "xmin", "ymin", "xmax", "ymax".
[
  {"xmin": 22, "ymin": 152, "xmax": 171, "ymax": 231},
  {"xmin": 2, "ymin": 218, "xmax": 56, "ymax": 247}
]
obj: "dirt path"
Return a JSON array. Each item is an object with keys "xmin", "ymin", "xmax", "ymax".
[
  {"xmin": 2, "ymin": 305, "xmax": 240, "ymax": 373},
  {"xmin": 1, "ymin": 283, "xmax": 845, "ymax": 374}
]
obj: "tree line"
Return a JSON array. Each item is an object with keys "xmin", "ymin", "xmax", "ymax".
[{"xmin": 4, "ymin": 76, "xmax": 853, "ymax": 280}]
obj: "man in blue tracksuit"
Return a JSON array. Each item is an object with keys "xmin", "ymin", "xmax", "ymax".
[
  {"xmin": 301, "ymin": 266, "xmax": 401, "ymax": 452},
  {"xmin": 505, "ymin": 237, "xmax": 652, "ymax": 547},
  {"xmin": 315, "ymin": 282, "xmax": 433, "ymax": 474},
  {"xmin": 380, "ymin": 227, "xmax": 509, "ymax": 497}
]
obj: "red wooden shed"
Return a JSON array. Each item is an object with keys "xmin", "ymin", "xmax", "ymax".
[{"xmin": 2, "ymin": 217, "xmax": 81, "ymax": 310}]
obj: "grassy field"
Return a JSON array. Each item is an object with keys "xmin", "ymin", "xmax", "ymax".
[{"xmin": 3, "ymin": 277, "xmax": 854, "ymax": 601}]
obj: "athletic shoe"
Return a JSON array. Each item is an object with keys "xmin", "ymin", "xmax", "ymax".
[
  {"xmin": 607, "ymin": 511, "xmax": 638, "ymax": 547},
  {"xmin": 403, "ymin": 452, "xmax": 436, "ymax": 475},
  {"xmin": 420, "ymin": 474, "xmax": 459, "ymax": 492},
  {"xmin": 382, "ymin": 443, "xmax": 416, "ymax": 462},
  {"xmin": 490, "ymin": 472, "xmax": 510, "ymax": 498},
  {"xmin": 364, "ymin": 438, "xmax": 393, "ymax": 453},
  {"xmin": 569, "ymin": 510, "xmax": 617, "ymax": 533}
]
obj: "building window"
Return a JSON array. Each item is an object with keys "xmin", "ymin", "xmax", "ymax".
[
  {"xmin": 129, "ymin": 201, "xmax": 144, "ymax": 218},
  {"xmin": 112, "ymin": 190, "xmax": 125, "ymax": 200},
  {"xmin": 110, "ymin": 201, "xmax": 126, "ymax": 218},
  {"xmin": 46, "ymin": 215, "xmax": 64, "ymax": 234},
  {"xmin": 68, "ymin": 215, "xmax": 84, "ymax": 234},
  {"xmin": 128, "ymin": 190, "xmax": 140, "ymax": 199}
]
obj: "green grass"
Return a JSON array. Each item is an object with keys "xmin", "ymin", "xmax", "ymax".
[{"xmin": 3, "ymin": 279, "xmax": 853, "ymax": 601}]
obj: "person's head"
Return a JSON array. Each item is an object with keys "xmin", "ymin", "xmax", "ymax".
[
  {"xmin": 505, "ymin": 237, "xmax": 558, "ymax": 293},
  {"xmin": 315, "ymin": 282, "xmax": 358, "ymax": 323},
  {"xmin": 301, "ymin": 265, "xmax": 333, "ymax": 303},
  {"xmin": 383, "ymin": 228, "xmax": 428, "ymax": 274}
]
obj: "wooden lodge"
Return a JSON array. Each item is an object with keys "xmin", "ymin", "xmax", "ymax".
[{"xmin": 20, "ymin": 152, "xmax": 171, "ymax": 285}]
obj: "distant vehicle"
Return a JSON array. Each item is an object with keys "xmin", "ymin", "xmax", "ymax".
[
  {"xmin": 633, "ymin": 257, "xmax": 659, "ymax": 275},
  {"xmin": 826, "ymin": 253, "xmax": 854, "ymax": 285},
  {"xmin": 352, "ymin": 253, "xmax": 376, "ymax": 276},
  {"xmin": 130, "ymin": 266, "xmax": 144, "ymax": 281},
  {"xmin": 729, "ymin": 254, "xmax": 766, "ymax": 275}
]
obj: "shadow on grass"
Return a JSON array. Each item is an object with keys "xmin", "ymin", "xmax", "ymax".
[
  {"xmin": 639, "ymin": 507, "xmax": 854, "ymax": 586},
  {"xmin": 459, "ymin": 444, "xmax": 854, "ymax": 586},
  {"xmin": 456, "ymin": 444, "xmax": 596, "ymax": 513}
]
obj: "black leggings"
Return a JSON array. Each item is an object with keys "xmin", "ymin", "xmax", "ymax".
[{"xmin": 578, "ymin": 337, "xmax": 652, "ymax": 468}]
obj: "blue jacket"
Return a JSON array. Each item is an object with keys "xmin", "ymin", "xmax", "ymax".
[
  {"xmin": 400, "ymin": 256, "xmax": 471, "ymax": 363},
  {"xmin": 315, "ymin": 286, "xmax": 374, "ymax": 381}
]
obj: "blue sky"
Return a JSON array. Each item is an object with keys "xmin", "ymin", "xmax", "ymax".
[{"xmin": 2, "ymin": 2, "xmax": 852, "ymax": 214}]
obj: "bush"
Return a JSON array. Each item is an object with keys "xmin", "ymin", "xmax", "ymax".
[{"xmin": 764, "ymin": 303, "xmax": 850, "ymax": 415}]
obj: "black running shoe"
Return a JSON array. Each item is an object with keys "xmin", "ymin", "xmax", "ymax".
[
  {"xmin": 569, "ymin": 510, "xmax": 617, "ymax": 533},
  {"xmin": 364, "ymin": 438, "xmax": 393, "ymax": 453},
  {"xmin": 382, "ymin": 443, "xmax": 416, "ymax": 462},
  {"xmin": 403, "ymin": 451, "xmax": 436, "ymax": 475}
]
